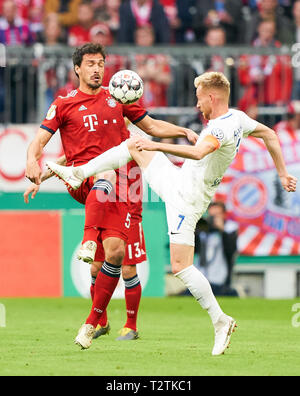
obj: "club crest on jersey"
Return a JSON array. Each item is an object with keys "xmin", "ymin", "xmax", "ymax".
[
  {"xmin": 107, "ymin": 98, "xmax": 117, "ymax": 108},
  {"xmin": 46, "ymin": 105, "xmax": 57, "ymax": 120},
  {"xmin": 211, "ymin": 128, "xmax": 224, "ymax": 141}
]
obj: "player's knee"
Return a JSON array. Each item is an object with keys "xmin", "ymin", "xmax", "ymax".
[
  {"xmin": 90, "ymin": 262, "xmax": 102, "ymax": 278},
  {"xmin": 94, "ymin": 170, "xmax": 116, "ymax": 186},
  {"xmin": 105, "ymin": 246, "xmax": 125, "ymax": 266},
  {"xmin": 122, "ymin": 265, "xmax": 137, "ymax": 279}
]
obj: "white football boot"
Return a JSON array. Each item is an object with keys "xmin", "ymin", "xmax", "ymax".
[
  {"xmin": 212, "ymin": 314, "xmax": 237, "ymax": 356},
  {"xmin": 77, "ymin": 241, "xmax": 97, "ymax": 263},
  {"xmin": 46, "ymin": 161, "xmax": 84, "ymax": 190},
  {"xmin": 74, "ymin": 324, "xmax": 96, "ymax": 349}
]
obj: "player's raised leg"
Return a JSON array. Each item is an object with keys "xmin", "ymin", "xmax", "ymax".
[
  {"xmin": 170, "ymin": 243, "xmax": 236, "ymax": 356},
  {"xmin": 46, "ymin": 137, "xmax": 155, "ymax": 190}
]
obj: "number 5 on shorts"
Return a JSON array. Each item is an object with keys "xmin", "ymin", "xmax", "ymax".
[
  {"xmin": 177, "ymin": 215, "xmax": 185, "ymax": 231},
  {"xmin": 125, "ymin": 213, "xmax": 131, "ymax": 229}
]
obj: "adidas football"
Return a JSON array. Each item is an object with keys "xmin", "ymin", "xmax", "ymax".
[{"xmin": 109, "ymin": 70, "xmax": 144, "ymax": 105}]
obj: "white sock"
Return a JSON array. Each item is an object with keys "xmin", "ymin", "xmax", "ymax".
[
  {"xmin": 80, "ymin": 140, "xmax": 132, "ymax": 179},
  {"xmin": 175, "ymin": 265, "xmax": 224, "ymax": 325}
]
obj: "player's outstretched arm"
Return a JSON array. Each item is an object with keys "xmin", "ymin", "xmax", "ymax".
[
  {"xmin": 135, "ymin": 136, "xmax": 216, "ymax": 160},
  {"xmin": 250, "ymin": 123, "xmax": 297, "ymax": 192},
  {"xmin": 24, "ymin": 155, "xmax": 67, "ymax": 203},
  {"xmin": 26, "ymin": 128, "xmax": 53, "ymax": 184},
  {"xmin": 135, "ymin": 115, "xmax": 199, "ymax": 144}
]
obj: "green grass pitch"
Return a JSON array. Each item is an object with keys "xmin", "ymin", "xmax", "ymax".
[{"xmin": 0, "ymin": 297, "xmax": 299, "ymax": 376}]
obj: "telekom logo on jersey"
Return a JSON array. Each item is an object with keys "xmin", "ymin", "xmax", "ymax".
[{"xmin": 83, "ymin": 114, "xmax": 99, "ymax": 132}]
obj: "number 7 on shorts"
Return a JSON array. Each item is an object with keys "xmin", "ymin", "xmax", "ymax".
[{"xmin": 177, "ymin": 214, "xmax": 185, "ymax": 231}]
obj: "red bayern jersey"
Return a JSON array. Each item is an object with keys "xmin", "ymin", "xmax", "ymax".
[
  {"xmin": 41, "ymin": 87, "xmax": 146, "ymax": 219},
  {"xmin": 40, "ymin": 87, "xmax": 147, "ymax": 166}
]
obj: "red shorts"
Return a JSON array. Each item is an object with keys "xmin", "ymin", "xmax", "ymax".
[
  {"xmin": 94, "ymin": 222, "xmax": 146, "ymax": 265},
  {"xmin": 68, "ymin": 177, "xmax": 144, "ymax": 265},
  {"xmin": 68, "ymin": 176, "xmax": 130, "ymax": 237},
  {"xmin": 67, "ymin": 177, "xmax": 94, "ymax": 205}
]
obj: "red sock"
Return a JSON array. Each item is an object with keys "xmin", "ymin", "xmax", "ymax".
[
  {"xmin": 90, "ymin": 283, "xmax": 95, "ymax": 300},
  {"xmin": 90, "ymin": 282, "xmax": 108, "ymax": 327},
  {"xmin": 98, "ymin": 309, "xmax": 108, "ymax": 327},
  {"xmin": 86, "ymin": 262, "xmax": 121, "ymax": 327},
  {"xmin": 83, "ymin": 226, "xmax": 99, "ymax": 244},
  {"xmin": 124, "ymin": 275, "xmax": 142, "ymax": 331}
]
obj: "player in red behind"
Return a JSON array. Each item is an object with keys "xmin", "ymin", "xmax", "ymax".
[
  {"xmin": 25, "ymin": 43, "xmax": 198, "ymax": 347},
  {"xmin": 24, "ymin": 161, "xmax": 145, "ymax": 340}
]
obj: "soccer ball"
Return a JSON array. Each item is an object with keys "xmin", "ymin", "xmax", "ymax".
[{"xmin": 109, "ymin": 70, "xmax": 144, "ymax": 105}]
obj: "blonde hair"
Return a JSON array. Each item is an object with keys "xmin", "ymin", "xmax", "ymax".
[{"xmin": 194, "ymin": 72, "xmax": 230, "ymax": 97}]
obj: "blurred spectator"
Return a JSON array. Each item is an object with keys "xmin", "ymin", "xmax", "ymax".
[
  {"xmin": 244, "ymin": 0, "xmax": 294, "ymax": 44},
  {"xmin": 36, "ymin": 12, "xmax": 68, "ymax": 112},
  {"xmin": 133, "ymin": 25, "xmax": 172, "ymax": 107},
  {"xmin": 193, "ymin": 0, "xmax": 243, "ymax": 44},
  {"xmin": 0, "ymin": 0, "xmax": 34, "ymax": 45},
  {"xmin": 118, "ymin": 0, "xmax": 171, "ymax": 44},
  {"xmin": 205, "ymin": 25, "xmax": 226, "ymax": 47},
  {"xmin": 189, "ymin": 27, "xmax": 226, "ymax": 90},
  {"xmin": 244, "ymin": 0, "xmax": 292, "ymax": 15},
  {"xmin": 274, "ymin": 101, "xmax": 300, "ymax": 137},
  {"xmin": 160, "ymin": 0, "xmax": 179, "ymax": 31},
  {"xmin": 45, "ymin": 0, "xmax": 81, "ymax": 27},
  {"xmin": 170, "ymin": 0, "xmax": 197, "ymax": 43},
  {"xmin": 0, "ymin": 0, "xmax": 44, "ymax": 19},
  {"xmin": 292, "ymin": 1, "xmax": 300, "ymax": 100},
  {"xmin": 90, "ymin": 22, "xmax": 113, "ymax": 46},
  {"xmin": 28, "ymin": 1, "xmax": 45, "ymax": 39},
  {"xmin": 238, "ymin": 19, "xmax": 293, "ymax": 108},
  {"xmin": 94, "ymin": 0, "xmax": 121, "ymax": 39},
  {"xmin": 68, "ymin": 1, "xmax": 97, "ymax": 46},
  {"xmin": 293, "ymin": 0, "xmax": 300, "ymax": 39},
  {"xmin": 193, "ymin": 201, "xmax": 239, "ymax": 297},
  {"xmin": 55, "ymin": 68, "xmax": 78, "ymax": 98},
  {"xmin": 37, "ymin": 12, "xmax": 67, "ymax": 44},
  {"xmin": 160, "ymin": 0, "xmax": 195, "ymax": 43},
  {"xmin": 252, "ymin": 18, "xmax": 281, "ymax": 46},
  {"xmin": 0, "ymin": 0, "xmax": 44, "ymax": 39},
  {"xmin": 205, "ymin": 26, "xmax": 226, "ymax": 73}
]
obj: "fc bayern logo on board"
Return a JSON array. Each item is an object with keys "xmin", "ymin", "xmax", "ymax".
[
  {"xmin": 230, "ymin": 175, "xmax": 268, "ymax": 218},
  {"xmin": 107, "ymin": 98, "xmax": 117, "ymax": 108},
  {"xmin": 211, "ymin": 128, "xmax": 224, "ymax": 141}
]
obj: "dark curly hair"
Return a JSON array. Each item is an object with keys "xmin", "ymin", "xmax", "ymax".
[{"xmin": 72, "ymin": 43, "xmax": 106, "ymax": 77}]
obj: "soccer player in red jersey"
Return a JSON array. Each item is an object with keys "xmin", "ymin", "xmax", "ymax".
[
  {"xmin": 24, "ymin": 159, "xmax": 145, "ymax": 340},
  {"xmin": 25, "ymin": 43, "xmax": 198, "ymax": 347}
]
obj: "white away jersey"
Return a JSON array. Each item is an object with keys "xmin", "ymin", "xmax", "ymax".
[{"xmin": 178, "ymin": 109, "xmax": 258, "ymax": 214}]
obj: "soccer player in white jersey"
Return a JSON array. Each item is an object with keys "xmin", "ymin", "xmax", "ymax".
[{"xmin": 47, "ymin": 72, "xmax": 297, "ymax": 355}]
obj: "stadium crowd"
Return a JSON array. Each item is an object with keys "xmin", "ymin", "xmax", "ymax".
[{"xmin": 0, "ymin": 0, "xmax": 297, "ymax": 46}]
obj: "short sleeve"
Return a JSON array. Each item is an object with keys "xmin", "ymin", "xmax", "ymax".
[
  {"xmin": 122, "ymin": 102, "xmax": 148, "ymax": 124},
  {"xmin": 40, "ymin": 99, "xmax": 63, "ymax": 135},
  {"xmin": 239, "ymin": 110, "xmax": 258, "ymax": 137}
]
